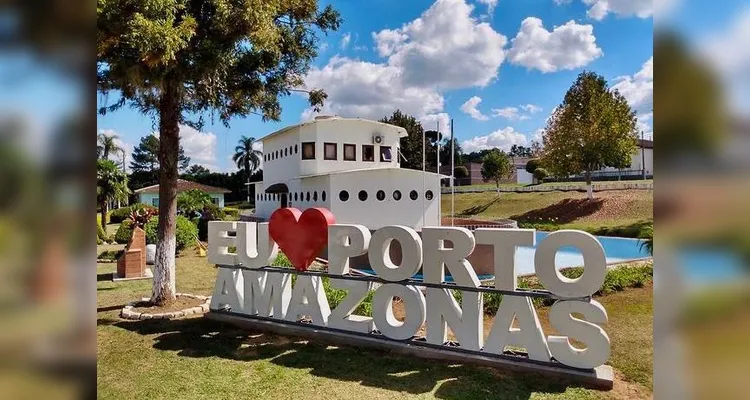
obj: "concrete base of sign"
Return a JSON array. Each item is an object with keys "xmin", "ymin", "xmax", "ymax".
[
  {"xmin": 112, "ymin": 267, "xmax": 153, "ymax": 282},
  {"xmin": 206, "ymin": 311, "xmax": 614, "ymax": 390}
]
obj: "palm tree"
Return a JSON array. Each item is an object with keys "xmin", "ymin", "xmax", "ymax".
[
  {"xmin": 232, "ymin": 136, "xmax": 263, "ymax": 202},
  {"xmin": 97, "ymin": 132, "xmax": 123, "ymax": 160},
  {"xmin": 97, "ymin": 159, "xmax": 130, "ymax": 230}
]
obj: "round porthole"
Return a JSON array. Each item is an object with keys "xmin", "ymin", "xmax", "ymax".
[
  {"xmin": 313, "ymin": 191, "xmax": 318, "ymax": 201},
  {"xmin": 358, "ymin": 190, "xmax": 368, "ymax": 201},
  {"xmin": 294, "ymin": 192, "xmax": 298, "ymax": 201},
  {"xmin": 425, "ymin": 190, "xmax": 434, "ymax": 200},
  {"xmin": 306, "ymin": 192, "xmax": 310, "ymax": 202},
  {"xmin": 410, "ymin": 190, "xmax": 418, "ymax": 200},
  {"xmin": 339, "ymin": 190, "xmax": 349, "ymax": 202},
  {"xmin": 295, "ymin": 144, "xmax": 299, "ymax": 154},
  {"xmin": 322, "ymin": 191, "xmax": 326, "ymax": 201},
  {"xmin": 376, "ymin": 190, "xmax": 385, "ymax": 201},
  {"xmin": 393, "ymin": 190, "xmax": 402, "ymax": 201},
  {"xmin": 284, "ymin": 148, "xmax": 288, "ymax": 157}
]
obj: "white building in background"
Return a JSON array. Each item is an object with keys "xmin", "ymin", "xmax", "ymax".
[{"xmin": 253, "ymin": 116, "xmax": 443, "ymax": 230}]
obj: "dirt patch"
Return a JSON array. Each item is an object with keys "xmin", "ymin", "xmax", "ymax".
[
  {"xmin": 510, "ymin": 190, "xmax": 652, "ymax": 224},
  {"xmin": 512, "ymin": 198, "xmax": 605, "ymax": 224},
  {"xmin": 131, "ymin": 296, "xmax": 205, "ymax": 314},
  {"xmin": 441, "ymin": 217, "xmax": 516, "ymax": 226}
]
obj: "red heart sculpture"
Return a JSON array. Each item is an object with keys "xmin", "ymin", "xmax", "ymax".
[{"xmin": 269, "ymin": 207, "xmax": 335, "ymax": 271}]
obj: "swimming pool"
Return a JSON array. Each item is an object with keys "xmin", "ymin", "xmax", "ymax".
[{"xmin": 513, "ymin": 232, "xmax": 650, "ymax": 276}]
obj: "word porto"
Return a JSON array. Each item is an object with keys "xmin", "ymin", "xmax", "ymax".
[{"xmin": 208, "ymin": 208, "xmax": 610, "ymax": 372}]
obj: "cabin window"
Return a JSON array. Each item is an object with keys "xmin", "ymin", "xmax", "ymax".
[
  {"xmin": 410, "ymin": 190, "xmax": 418, "ymax": 201},
  {"xmin": 358, "ymin": 190, "xmax": 368, "ymax": 201},
  {"xmin": 376, "ymin": 190, "xmax": 385, "ymax": 201},
  {"xmin": 302, "ymin": 142, "xmax": 315, "ymax": 160},
  {"xmin": 306, "ymin": 192, "xmax": 310, "ymax": 202},
  {"xmin": 343, "ymin": 144, "xmax": 356, "ymax": 161},
  {"xmin": 380, "ymin": 146, "xmax": 392, "ymax": 162},
  {"xmin": 362, "ymin": 145, "xmax": 375, "ymax": 162},
  {"xmin": 284, "ymin": 148, "xmax": 288, "ymax": 157},
  {"xmin": 339, "ymin": 190, "xmax": 349, "ymax": 202},
  {"xmin": 322, "ymin": 191, "xmax": 326, "ymax": 201},
  {"xmin": 425, "ymin": 190, "xmax": 434, "ymax": 201},
  {"xmin": 313, "ymin": 191, "xmax": 318, "ymax": 201},
  {"xmin": 392, "ymin": 190, "xmax": 401, "ymax": 201},
  {"xmin": 295, "ymin": 144, "xmax": 299, "ymax": 154},
  {"xmin": 324, "ymin": 142, "xmax": 337, "ymax": 160}
]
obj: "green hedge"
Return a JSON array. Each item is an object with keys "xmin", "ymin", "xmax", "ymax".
[
  {"xmin": 110, "ymin": 203, "xmax": 157, "ymax": 224},
  {"xmin": 97, "ymin": 223, "xmax": 108, "ymax": 244},
  {"xmin": 114, "ymin": 220, "xmax": 134, "ymax": 244},
  {"xmin": 144, "ymin": 215, "xmax": 198, "ymax": 251}
]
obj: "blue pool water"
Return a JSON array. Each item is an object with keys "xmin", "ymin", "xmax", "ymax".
[{"xmin": 513, "ymin": 232, "xmax": 650, "ymax": 276}]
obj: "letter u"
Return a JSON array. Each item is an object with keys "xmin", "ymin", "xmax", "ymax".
[{"xmin": 236, "ymin": 222, "xmax": 279, "ymax": 268}]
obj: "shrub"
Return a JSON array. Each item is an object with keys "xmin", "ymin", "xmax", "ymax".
[
  {"xmin": 144, "ymin": 215, "xmax": 198, "ymax": 251},
  {"xmin": 110, "ymin": 203, "xmax": 157, "ymax": 223},
  {"xmin": 177, "ymin": 189, "xmax": 213, "ymax": 217},
  {"xmin": 97, "ymin": 223, "xmax": 108, "ymax": 244},
  {"xmin": 222, "ymin": 207, "xmax": 240, "ymax": 220},
  {"xmin": 98, "ymin": 249, "xmax": 123, "ymax": 261},
  {"xmin": 525, "ymin": 159, "xmax": 541, "ymax": 174},
  {"xmin": 533, "ymin": 167, "xmax": 549, "ymax": 181},
  {"xmin": 453, "ymin": 166, "xmax": 469, "ymax": 179},
  {"xmin": 114, "ymin": 220, "xmax": 134, "ymax": 244}
]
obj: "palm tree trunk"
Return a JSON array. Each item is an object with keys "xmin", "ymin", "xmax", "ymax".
[
  {"xmin": 100, "ymin": 201, "xmax": 108, "ymax": 231},
  {"xmin": 152, "ymin": 82, "xmax": 180, "ymax": 306}
]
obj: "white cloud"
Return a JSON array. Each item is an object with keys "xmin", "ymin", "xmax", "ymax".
[
  {"xmin": 178, "ymin": 125, "xmax": 218, "ymax": 168},
  {"xmin": 507, "ymin": 17, "xmax": 602, "ymax": 73},
  {"xmin": 418, "ymin": 113, "xmax": 451, "ymax": 133},
  {"xmin": 611, "ymin": 56, "xmax": 653, "ymax": 112},
  {"xmin": 582, "ymin": 0, "xmax": 653, "ymax": 21},
  {"xmin": 460, "ymin": 126, "xmax": 529, "ymax": 153},
  {"xmin": 373, "ymin": 0, "xmax": 507, "ymax": 89},
  {"xmin": 491, "ymin": 106, "xmax": 523, "ymax": 120},
  {"xmin": 520, "ymin": 104, "xmax": 542, "ymax": 113},
  {"xmin": 477, "ymin": 0, "xmax": 498, "ymax": 14},
  {"xmin": 460, "ymin": 96, "xmax": 490, "ymax": 120},
  {"xmin": 302, "ymin": 56, "xmax": 444, "ymax": 120},
  {"xmin": 340, "ymin": 33, "xmax": 351, "ymax": 50},
  {"xmin": 303, "ymin": 1, "xmax": 507, "ymax": 123}
]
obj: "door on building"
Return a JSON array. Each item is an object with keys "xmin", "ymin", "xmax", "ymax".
[{"xmin": 280, "ymin": 193, "xmax": 288, "ymax": 208}]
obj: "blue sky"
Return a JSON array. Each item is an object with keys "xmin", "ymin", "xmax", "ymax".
[{"xmin": 95, "ymin": 0, "xmax": 659, "ymax": 172}]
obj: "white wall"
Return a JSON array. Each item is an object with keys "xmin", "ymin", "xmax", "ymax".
[
  {"xmin": 138, "ymin": 192, "xmax": 224, "ymax": 207},
  {"xmin": 261, "ymin": 128, "xmax": 302, "ymax": 185},
  {"xmin": 253, "ymin": 177, "xmax": 331, "ymax": 220},
  {"xmin": 516, "ymin": 168, "xmax": 533, "ymax": 184},
  {"xmin": 330, "ymin": 169, "xmax": 440, "ymax": 230}
]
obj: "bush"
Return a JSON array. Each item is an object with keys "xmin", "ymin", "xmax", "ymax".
[
  {"xmin": 110, "ymin": 203, "xmax": 157, "ymax": 223},
  {"xmin": 533, "ymin": 167, "xmax": 549, "ymax": 181},
  {"xmin": 114, "ymin": 220, "xmax": 134, "ymax": 244},
  {"xmin": 453, "ymin": 166, "xmax": 469, "ymax": 179},
  {"xmin": 97, "ymin": 249, "xmax": 123, "ymax": 261},
  {"xmin": 144, "ymin": 215, "xmax": 198, "ymax": 251},
  {"xmin": 222, "ymin": 207, "xmax": 240, "ymax": 220},
  {"xmin": 97, "ymin": 223, "xmax": 108, "ymax": 244},
  {"xmin": 525, "ymin": 159, "xmax": 541, "ymax": 174},
  {"xmin": 177, "ymin": 189, "xmax": 213, "ymax": 217}
]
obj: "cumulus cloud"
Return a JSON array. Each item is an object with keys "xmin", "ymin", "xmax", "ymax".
[
  {"xmin": 340, "ymin": 33, "xmax": 351, "ymax": 50},
  {"xmin": 507, "ymin": 17, "xmax": 602, "ymax": 73},
  {"xmin": 418, "ymin": 113, "xmax": 451, "ymax": 133},
  {"xmin": 491, "ymin": 104, "xmax": 541, "ymax": 120},
  {"xmin": 582, "ymin": 0, "xmax": 653, "ymax": 20},
  {"xmin": 178, "ymin": 125, "xmax": 218, "ymax": 169},
  {"xmin": 303, "ymin": 0, "xmax": 507, "ymax": 122},
  {"xmin": 460, "ymin": 126, "xmax": 529, "ymax": 153},
  {"xmin": 611, "ymin": 57, "xmax": 653, "ymax": 111},
  {"xmin": 460, "ymin": 96, "xmax": 490, "ymax": 120}
]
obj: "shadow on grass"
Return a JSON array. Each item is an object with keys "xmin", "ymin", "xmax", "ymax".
[
  {"xmin": 457, "ymin": 197, "xmax": 502, "ymax": 216},
  {"xmin": 97, "ymin": 273, "xmax": 113, "ymax": 282},
  {"xmin": 511, "ymin": 198, "xmax": 604, "ymax": 224},
  {"xmin": 112, "ymin": 317, "xmax": 589, "ymax": 399}
]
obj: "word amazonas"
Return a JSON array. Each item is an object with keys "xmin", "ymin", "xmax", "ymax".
[{"xmin": 208, "ymin": 215, "xmax": 610, "ymax": 370}]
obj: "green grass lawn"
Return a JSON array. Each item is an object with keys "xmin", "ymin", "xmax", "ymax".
[
  {"xmin": 441, "ymin": 190, "xmax": 653, "ymax": 237},
  {"xmin": 97, "ymin": 252, "xmax": 653, "ymax": 399}
]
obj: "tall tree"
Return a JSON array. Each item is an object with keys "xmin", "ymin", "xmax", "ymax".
[
  {"xmin": 232, "ymin": 136, "xmax": 263, "ymax": 202},
  {"xmin": 130, "ymin": 135, "xmax": 190, "ymax": 173},
  {"xmin": 98, "ymin": 0, "xmax": 341, "ymax": 305},
  {"xmin": 541, "ymin": 71, "xmax": 638, "ymax": 199},
  {"xmin": 440, "ymin": 137, "xmax": 463, "ymax": 168},
  {"xmin": 380, "ymin": 110, "xmax": 439, "ymax": 171},
  {"xmin": 97, "ymin": 132, "xmax": 123, "ymax": 161},
  {"xmin": 480, "ymin": 149, "xmax": 513, "ymax": 195},
  {"xmin": 185, "ymin": 164, "xmax": 210, "ymax": 177},
  {"xmin": 97, "ymin": 159, "xmax": 130, "ymax": 230}
]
